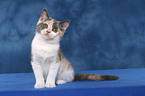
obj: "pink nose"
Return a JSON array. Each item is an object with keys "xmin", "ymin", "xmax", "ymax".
[{"xmin": 46, "ymin": 30, "xmax": 50, "ymax": 34}]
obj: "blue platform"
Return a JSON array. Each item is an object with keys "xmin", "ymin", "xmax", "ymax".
[{"xmin": 1, "ymin": 68, "xmax": 145, "ymax": 96}]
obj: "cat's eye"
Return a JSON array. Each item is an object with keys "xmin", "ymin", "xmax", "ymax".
[
  {"xmin": 52, "ymin": 28, "xmax": 58, "ymax": 33},
  {"xmin": 43, "ymin": 24, "xmax": 48, "ymax": 28}
]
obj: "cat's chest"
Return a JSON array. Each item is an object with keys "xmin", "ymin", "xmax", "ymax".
[{"xmin": 32, "ymin": 39, "xmax": 59, "ymax": 58}]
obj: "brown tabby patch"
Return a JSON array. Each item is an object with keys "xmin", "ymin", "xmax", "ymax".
[{"xmin": 74, "ymin": 74, "xmax": 119, "ymax": 81}]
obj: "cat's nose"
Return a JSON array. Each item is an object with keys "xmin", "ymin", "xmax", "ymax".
[{"xmin": 46, "ymin": 30, "xmax": 50, "ymax": 34}]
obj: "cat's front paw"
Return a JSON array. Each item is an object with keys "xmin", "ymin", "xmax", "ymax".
[
  {"xmin": 45, "ymin": 82, "xmax": 56, "ymax": 88},
  {"xmin": 34, "ymin": 82, "xmax": 45, "ymax": 89}
]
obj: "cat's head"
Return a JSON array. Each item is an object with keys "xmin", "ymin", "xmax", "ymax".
[{"xmin": 36, "ymin": 8, "xmax": 70, "ymax": 42}]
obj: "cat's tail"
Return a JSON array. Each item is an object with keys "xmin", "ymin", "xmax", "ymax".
[{"xmin": 74, "ymin": 74, "xmax": 119, "ymax": 81}]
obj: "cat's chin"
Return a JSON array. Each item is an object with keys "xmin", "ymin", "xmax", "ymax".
[{"xmin": 42, "ymin": 35, "xmax": 54, "ymax": 40}]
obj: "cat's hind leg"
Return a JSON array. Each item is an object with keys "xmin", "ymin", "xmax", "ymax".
[
  {"xmin": 56, "ymin": 80, "xmax": 67, "ymax": 85},
  {"xmin": 56, "ymin": 68, "xmax": 74, "ymax": 85}
]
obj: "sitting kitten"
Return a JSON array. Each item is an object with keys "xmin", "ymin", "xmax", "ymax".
[{"xmin": 31, "ymin": 8, "xmax": 119, "ymax": 88}]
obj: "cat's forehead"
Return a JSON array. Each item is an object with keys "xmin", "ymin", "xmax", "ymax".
[
  {"xmin": 37, "ymin": 19, "xmax": 57, "ymax": 26},
  {"xmin": 44, "ymin": 19, "xmax": 58, "ymax": 25},
  {"xmin": 43, "ymin": 19, "xmax": 53, "ymax": 24}
]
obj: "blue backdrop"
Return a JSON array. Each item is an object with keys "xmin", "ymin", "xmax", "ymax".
[{"xmin": 0, "ymin": 0, "xmax": 145, "ymax": 73}]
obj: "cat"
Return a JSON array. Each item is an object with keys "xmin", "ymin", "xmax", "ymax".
[{"xmin": 31, "ymin": 8, "xmax": 119, "ymax": 88}]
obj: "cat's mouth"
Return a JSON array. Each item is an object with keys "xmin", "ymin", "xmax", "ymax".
[
  {"xmin": 43, "ymin": 34, "xmax": 54, "ymax": 40},
  {"xmin": 45, "ymin": 34, "xmax": 49, "ymax": 36},
  {"xmin": 44, "ymin": 34, "xmax": 50, "ymax": 38},
  {"xmin": 44, "ymin": 32, "xmax": 51, "ymax": 37}
]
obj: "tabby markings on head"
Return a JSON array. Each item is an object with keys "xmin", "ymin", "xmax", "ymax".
[
  {"xmin": 36, "ymin": 19, "xmax": 59, "ymax": 34},
  {"xmin": 52, "ymin": 20, "xmax": 58, "ymax": 33}
]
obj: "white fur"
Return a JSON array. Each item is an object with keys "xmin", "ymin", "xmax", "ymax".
[
  {"xmin": 31, "ymin": 33, "xmax": 74, "ymax": 88},
  {"xmin": 31, "ymin": 33, "xmax": 59, "ymax": 88}
]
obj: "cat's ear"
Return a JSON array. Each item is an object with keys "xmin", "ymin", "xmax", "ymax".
[
  {"xmin": 59, "ymin": 20, "xmax": 70, "ymax": 32},
  {"xmin": 39, "ymin": 8, "xmax": 51, "ymax": 22}
]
